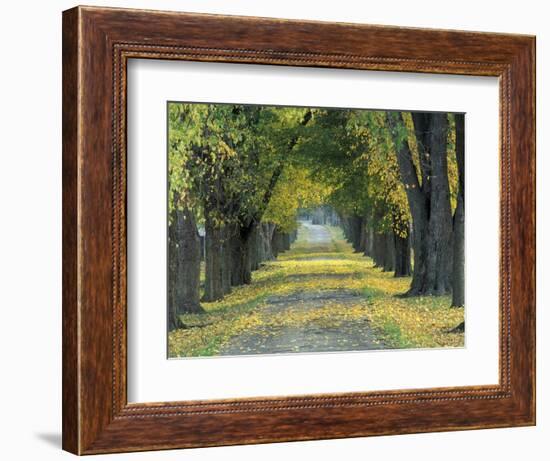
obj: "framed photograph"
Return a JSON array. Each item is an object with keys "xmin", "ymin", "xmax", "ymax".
[{"xmin": 62, "ymin": 5, "xmax": 535, "ymax": 455}]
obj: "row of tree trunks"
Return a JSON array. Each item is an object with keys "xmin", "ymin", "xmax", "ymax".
[
  {"xmin": 170, "ymin": 216, "xmax": 297, "ymax": 331},
  {"xmin": 341, "ymin": 214, "xmax": 411, "ymax": 278},
  {"xmin": 387, "ymin": 112, "xmax": 460, "ymax": 299},
  {"xmin": 309, "ymin": 206, "xmax": 340, "ymax": 226},
  {"xmin": 205, "ymin": 221, "xmax": 295, "ymax": 298},
  {"xmin": 169, "ymin": 110, "xmax": 311, "ymax": 330},
  {"xmin": 421, "ymin": 112, "xmax": 453, "ymax": 295}
]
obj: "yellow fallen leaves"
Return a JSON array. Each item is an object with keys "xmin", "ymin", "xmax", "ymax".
[
  {"xmin": 254, "ymin": 301, "xmax": 371, "ymax": 330},
  {"xmin": 168, "ymin": 225, "xmax": 464, "ymax": 357},
  {"xmin": 365, "ymin": 296, "xmax": 464, "ymax": 349}
]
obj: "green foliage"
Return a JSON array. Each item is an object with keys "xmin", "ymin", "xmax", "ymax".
[
  {"xmin": 263, "ymin": 165, "xmax": 331, "ymax": 232},
  {"xmin": 168, "ymin": 102, "xmax": 460, "ymax": 238},
  {"xmin": 168, "ymin": 102, "xmax": 310, "ymax": 230},
  {"xmin": 294, "ymin": 109, "xmax": 411, "ymax": 237},
  {"xmin": 447, "ymin": 113, "xmax": 459, "ymax": 211}
]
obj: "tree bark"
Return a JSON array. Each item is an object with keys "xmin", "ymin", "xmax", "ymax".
[
  {"xmin": 262, "ymin": 222, "xmax": 276, "ymax": 260},
  {"xmin": 283, "ymin": 232, "xmax": 291, "ymax": 251},
  {"xmin": 364, "ymin": 217, "xmax": 374, "ymax": 258},
  {"xmin": 249, "ymin": 224, "xmax": 260, "ymax": 271},
  {"xmin": 387, "ymin": 112, "xmax": 453, "ymax": 295},
  {"xmin": 255, "ymin": 224, "xmax": 266, "ymax": 266},
  {"xmin": 271, "ymin": 228, "xmax": 279, "ymax": 258},
  {"xmin": 394, "ymin": 231, "xmax": 412, "ymax": 277},
  {"xmin": 230, "ymin": 223, "xmax": 255, "ymax": 286},
  {"xmin": 272, "ymin": 227, "xmax": 285, "ymax": 257},
  {"xmin": 168, "ymin": 206, "xmax": 203, "ymax": 330},
  {"xmin": 383, "ymin": 231, "xmax": 396, "ymax": 272},
  {"xmin": 203, "ymin": 213, "xmax": 225, "ymax": 302},
  {"xmin": 347, "ymin": 215, "xmax": 363, "ymax": 252},
  {"xmin": 372, "ymin": 232, "xmax": 385, "ymax": 268},
  {"xmin": 359, "ymin": 219, "xmax": 367, "ymax": 255},
  {"xmin": 221, "ymin": 226, "xmax": 232, "ymax": 295},
  {"xmin": 423, "ymin": 113, "xmax": 453, "ymax": 294},
  {"xmin": 451, "ymin": 113, "xmax": 465, "ymax": 306}
]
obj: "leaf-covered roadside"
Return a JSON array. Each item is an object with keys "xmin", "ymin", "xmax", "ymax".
[{"xmin": 168, "ymin": 226, "xmax": 464, "ymax": 357}]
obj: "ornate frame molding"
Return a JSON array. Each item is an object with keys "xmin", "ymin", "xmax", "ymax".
[{"xmin": 63, "ymin": 6, "xmax": 535, "ymax": 454}]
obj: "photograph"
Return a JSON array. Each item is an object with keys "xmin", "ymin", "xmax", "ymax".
[
  {"xmin": 0, "ymin": 0, "xmax": 540, "ymax": 457},
  {"xmin": 167, "ymin": 102, "xmax": 465, "ymax": 358}
]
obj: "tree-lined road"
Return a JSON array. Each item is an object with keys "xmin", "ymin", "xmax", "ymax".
[{"xmin": 219, "ymin": 223, "xmax": 385, "ymax": 356}]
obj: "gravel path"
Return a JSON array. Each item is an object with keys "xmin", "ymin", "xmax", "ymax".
[
  {"xmin": 218, "ymin": 222, "xmax": 385, "ymax": 356},
  {"xmin": 301, "ymin": 221, "xmax": 332, "ymax": 244},
  {"xmin": 219, "ymin": 290, "xmax": 384, "ymax": 356}
]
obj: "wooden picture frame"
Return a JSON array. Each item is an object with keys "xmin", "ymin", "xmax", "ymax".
[{"xmin": 62, "ymin": 5, "xmax": 535, "ymax": 455}]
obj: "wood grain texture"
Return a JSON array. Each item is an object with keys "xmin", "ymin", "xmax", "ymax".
[
  {"xmin": 62, "ymin": 6, "xmax": 80, "ymax": 454},
  {"xmin": 62, "ymin": 5, "xmax": 536, "ymax": 455}
]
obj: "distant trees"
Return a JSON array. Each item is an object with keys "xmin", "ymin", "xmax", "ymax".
[
  {"xmin": 296, "ymin": 108, "xmax": 463, "ymax": 301},
  {"xmin": 296, "ymin": 109, "xmax": 414, "ymax": 279},
  {"xmin": 168, "ymin": 103, "xmax": 466, "ymax": 330}
]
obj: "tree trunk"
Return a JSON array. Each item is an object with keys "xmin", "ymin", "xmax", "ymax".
[
  {"xmin": 203, "ymin": 213, "xmax": 224, "ymax": 302},
  {"xmin": 372, "ymin": 232, "xmax": 385, "ymax": 268},
  {"xmin": 168, "ymin": 206, "xmax": 203, "ymax": 329},
  {"xmin": 168, "ymin": 309, "xmax": 185, "ymax": 331},
  {"xmin": 449, "ymin": 321, "xmax": 465, "ymax": 333},
  {"xmin": 230, "ymin": 223, "xmax": 254, "ymax": 286},
  {"xmin": 283, "ymin": 232, "xmax": 291, "ymax": 251},
  {"xmin": 451, "ymin": 113, "xmax": 465, "ymax": 307},
  {"xmin": 289, "ymin": 230, "xmax": 296, "ymax": 245},
  {"xmin": 347, "ymin": 215, "xmax": 363, "ymax": 252},
  {"xmin": 394, "ymin": 231, "xmax": 412, "ymax": 277},
  {"xmin": 341, "ymin": 215, "xmax": 351, "ymax": 242},
  {"xmin": 272, "ymin": 227, "xmax": 285, "ymax": 258},
  {"xmin": 423, "ymin": 113, "xmax": 453, "ymax": 294},
  {"xmin": 383, "ymin": 231, "xmax": 396, "ymax": 272},
  {"xmin": 387, "ymin": 112, "xmax": 453, "ymax": 296},
  {"xmin": 230, "ymin": 230, "xmax": 243, "ymax": 286},
  {"xmin": 271, "ymin": 228, "xmax": 279, "ymax": 258},
  {"xmin": 262, "ymin": 222, "xmax": 276, "ymax": 260},
  {"xmin": 221, "ymin": 225, "xmax": 232, "ymax": 295},
  {"xmin": 249, "ymin": 224, "xmax": 260, "ymax": 271},
  {"xmin": 364, "ymin": 220, "xmax": 374, "ymax": 258},
  {"xmin": 256, "ymin": 224, "xmax": 266, "ymax": 265}
]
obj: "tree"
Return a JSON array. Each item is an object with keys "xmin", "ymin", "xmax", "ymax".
[
  {"xmin": 228, "ymin": 107, "xmax": 313, "ymax": 285},
  {"xmin": 451, "ymin": 113, "xmax": 465, "ymax": 307},
  {"xmin": 386, "ymin": 111, "xmax": 453, "ymax": 295},
  {"xmin": 167, "ymin": 107, "xmax": 206, "ymax": 323},
  {"xmin": 264, "ymin": 165, "xmax": 330, "ymax": 233},
  {"xmin": 168, "ymin": 103, "xmax": 313, "ymax": 301},
  {"xmin": 168, "ymin": 203, "xmax": 203, "ymax": 329}
]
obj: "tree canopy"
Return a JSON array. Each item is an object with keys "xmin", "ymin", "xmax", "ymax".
[{"xmin": 167, "ymin": 101, "xmax": 464, "ymax": 324}]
